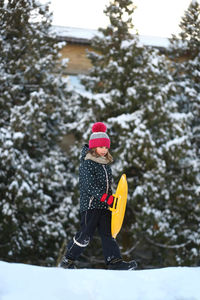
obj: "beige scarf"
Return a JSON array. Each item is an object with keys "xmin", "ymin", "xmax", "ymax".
[{"xmin": 85, "ymin": 153, "xmax": 111, "ymax": 164}]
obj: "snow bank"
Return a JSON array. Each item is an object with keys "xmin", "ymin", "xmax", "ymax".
[{"xmin": 0, "ymin": 261, "xmax": 199, "ymax": 300}]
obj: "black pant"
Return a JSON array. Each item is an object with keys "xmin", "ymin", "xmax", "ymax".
[{"xmin": 65, "ymin": 209, "xmax": 122, "ymax": 264}]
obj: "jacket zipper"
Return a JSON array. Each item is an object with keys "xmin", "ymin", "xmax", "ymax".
[
  {"xmin": 86, "ymin": 196, "xmax": 94, "ymax": 225},
  {"xmin": 102, "ymin": 165, "xmax": 109, "ymax": 194},
  {"xmin": 88, "ymin": 196, "xmax": 94, "ymax": 208}
]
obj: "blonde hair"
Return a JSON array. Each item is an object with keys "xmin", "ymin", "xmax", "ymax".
[{"xmin": 89, "ymin": 148, "xmax": 113, "ymax": 163}]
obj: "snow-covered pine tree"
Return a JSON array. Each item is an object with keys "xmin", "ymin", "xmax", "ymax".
[
  {"xmin": 168, "ymin": 0, "xmax": 200, "ymax": 158},
  {"xmin": 0, "ymin": 0, "xmax": 79, "ymax": 266},
  {"xmin": 80, "ymin": 0, "xmax": 200, "ymax": 267}
]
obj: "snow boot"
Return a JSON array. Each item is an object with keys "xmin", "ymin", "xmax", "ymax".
[
  {"xmin": 108, "ymin": 258, "xmax": 137, "ymax": 270},
  {"xmin": 60, "ymin": 257, "xmax": 76, "ymax": 269}
]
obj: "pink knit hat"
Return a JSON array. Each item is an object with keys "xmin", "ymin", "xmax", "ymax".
[{"xmin": 89, "ymin": 122, "xmax": 110, "ymax": 149}]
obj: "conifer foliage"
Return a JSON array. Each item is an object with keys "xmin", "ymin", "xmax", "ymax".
[
  {"xmin": 80, "ymin": 0, "xmax": 200, "ymax": 267},
  {"xmin": 168, "ymin": 0, "xmax": 200, "ymax": 157},
  {"xmin": 0, "ymin": 0, "xmax": 77, "ymax": 265}
]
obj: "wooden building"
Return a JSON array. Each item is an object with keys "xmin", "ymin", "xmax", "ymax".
[
  {"xmin": 53, "ymin": 26, "xmax": 169, "ymax": 76},
  {"xmin": 54, "ymin": 26, "xmax": 169, "ymax": 150}
]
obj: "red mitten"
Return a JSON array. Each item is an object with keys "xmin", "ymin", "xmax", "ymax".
[
  {"xmin": 107, "ymin": 195, "xmax": 114, "ymax": 206},
  {"xmin": 100, "ymin": 194, "xmax": 108, "ymax": 202},
  {"xmin": 100, "ymin": 194, "xmax": 114, "ymax": 206}
]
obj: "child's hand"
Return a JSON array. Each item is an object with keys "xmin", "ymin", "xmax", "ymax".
[{"xmin": 100, "ymin": 194, "xmax": 114, "ymax": 206}]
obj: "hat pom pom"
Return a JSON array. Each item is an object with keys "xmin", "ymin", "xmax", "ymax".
[{"xmin": 92, "ymin": 122, "xmax": 107, "ymax": 133}]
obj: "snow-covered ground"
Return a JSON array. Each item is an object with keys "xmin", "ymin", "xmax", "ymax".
[{"xmin": 0, "ymin": 261, "xmax": 199, "ymax": 300}]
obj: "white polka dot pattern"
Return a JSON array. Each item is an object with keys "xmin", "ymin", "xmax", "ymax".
[{"xmin": 79, "ymin": 145, "xmax": 113, "ymax": 213}]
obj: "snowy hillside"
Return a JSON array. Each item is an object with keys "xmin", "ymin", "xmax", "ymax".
[{"xmin": 0, "ymin": 261, "xmax": 199, "ymax": 300}]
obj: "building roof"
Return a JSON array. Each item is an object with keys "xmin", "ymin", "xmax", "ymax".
[{"xmin": 52, "ymin": 25, "xmax": 170, "ymax": 49}]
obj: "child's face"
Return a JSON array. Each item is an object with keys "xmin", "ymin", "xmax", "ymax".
[{"xmin": 96, "ymin": 147, "xmax": 108, "ymax": 157}]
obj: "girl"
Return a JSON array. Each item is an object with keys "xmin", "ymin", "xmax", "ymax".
[{"xmin": 61, "ymin": 122, "xmax": 137, "ymax": 270}]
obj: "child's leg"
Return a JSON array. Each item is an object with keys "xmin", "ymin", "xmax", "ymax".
[
  {"xmin": 98, "ymin": 209, "xmax": 122, "ymax": 265},
  {"xmin": 64, "ymin": 209, "xmax": 100, "ymax": 261}
]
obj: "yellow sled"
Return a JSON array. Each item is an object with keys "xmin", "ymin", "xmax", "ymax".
[{"xmin": 109, "ymin": 174, "xmax": 128, "ymax": 238}]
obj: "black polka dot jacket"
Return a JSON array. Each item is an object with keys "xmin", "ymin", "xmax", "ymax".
[{"xmin": 79, "ymin": 144, "xmax": 113, "ymax": 213}]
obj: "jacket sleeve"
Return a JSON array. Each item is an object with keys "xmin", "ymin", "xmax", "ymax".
[{"xmin": 80, "ymin": 160, "xmax": 103, "ymax": 201}]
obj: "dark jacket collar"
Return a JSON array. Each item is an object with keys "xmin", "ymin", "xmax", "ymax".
[{"xmin": 80, "ymin": 144, "xmax": 89, "ymax": 162}]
